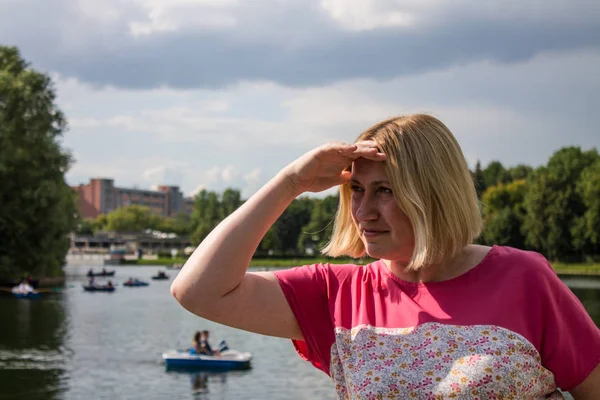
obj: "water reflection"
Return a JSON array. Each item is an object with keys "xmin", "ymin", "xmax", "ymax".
[
  {"xmin": 190, "ymin": 371, "xmax": 228, "ymax": 397},
  {"xmin": 165, "ymin": 369, "xmax": 249, "ymax": 399},
  {"xmin": 191, "ymin": 371, "xmax": 210, "ymax": 394},
  {"xmin": 0, "ymin": 294, "xmax": 69, "ymax": 400}
]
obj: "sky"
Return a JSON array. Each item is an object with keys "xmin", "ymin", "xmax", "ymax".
[{"xmin": 2, "ymin": 0, "xmax": 599, "ymax": 199}]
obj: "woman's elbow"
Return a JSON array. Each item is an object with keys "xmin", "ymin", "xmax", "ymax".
[
  {"xmin": 170, "ymin": 279, "xmax": 191, "ymax": 308},
  {"xmin": 170, "ymin": 279, "xmax": 212, "ymax": 316}
]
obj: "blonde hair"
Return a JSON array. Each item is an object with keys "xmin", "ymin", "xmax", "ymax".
[{"xmin": 322, "ymin": 114, "xmax": 482, "ymax": 270}]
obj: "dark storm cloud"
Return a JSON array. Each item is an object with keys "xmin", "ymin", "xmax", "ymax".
[{"xmin": 1, "ymin": 0, "xmax": 599, "ymax": 89}]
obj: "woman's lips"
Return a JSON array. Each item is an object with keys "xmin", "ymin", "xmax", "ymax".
[{"xmin": 362, "ymin": 229, "xmax": 388, "ymax": 238}]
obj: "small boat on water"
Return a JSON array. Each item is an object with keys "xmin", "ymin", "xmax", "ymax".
[
  {"xmin": 87, "ymin": 269, "xmax": 115, "ymax": 277},
  {"xmin": 12, "ymin": 291, "xmax": 41, "ymax": 299},
  {"xmin": 2, "ymin": 279, "xmax": 40, "ymax": 289},
  {"xmin": 4, "ymin": 280, "xmax": 40, "ymax": 299},
  {"xmin": 162, "ymin": 349, "xmax": 252, "ymax": 370},
  {"xmin": 151, "ymin": 271, "xmax": 169, "ymax": 280},
  {"xmin": 123, "ymin": 279, "xmax": 149, "ymax": 287},
  {"xmin": 83, "ymin": 285, "xmax": 115, "ymax": 292}
]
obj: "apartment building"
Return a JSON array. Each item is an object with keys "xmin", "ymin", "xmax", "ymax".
[{"xmin": 72, "ymin": 178, "xmax": 195, "ymax": 219}]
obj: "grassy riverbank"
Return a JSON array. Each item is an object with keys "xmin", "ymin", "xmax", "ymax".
[
  {"xmin": 124, "ymin": 257, "xmax": 600, "ymax": 275},
  {"xmin": 552, "ymin": 263, "xmax": 600, "ymax": 276},
  {"xmin": 122, "ymin": 257, "xmax": 366, "ymax": 267}
]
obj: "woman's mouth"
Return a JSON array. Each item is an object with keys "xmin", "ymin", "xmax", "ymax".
[{"xmin": 362, "ymin": 229, "xmax": 388, "ymax": 238}]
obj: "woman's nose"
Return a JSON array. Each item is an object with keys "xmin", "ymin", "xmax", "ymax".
[{"xmin": 354, "ymin": 194, "xmax": 378, "ymax": 221}]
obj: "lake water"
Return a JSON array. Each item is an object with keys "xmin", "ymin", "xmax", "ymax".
[{"xmin": 1, "ymin": 266, "xmax": 599, "ymax": 399}]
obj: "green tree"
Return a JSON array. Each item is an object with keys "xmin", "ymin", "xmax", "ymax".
[
  {"xmin": 153, "ymin": 212, "xmax": 192, "ymax": 235},
  {"xmin": 190, "ymin": 190, "xmax": 221, "ymax": 244},
  {"xmin": 75, "ymin": 218, "xmax": 97, "ymax": 235},
  {"xmin": 523, "ymin": 147, "xmax": 598, "ymax": 260},
  {"xmin": 480, "ymin": 180, "xmax": 527, "ymax": 249},
  {"xmin": 507, "ymin": 164, "xmax": 533, "ymax": 181},
  {"xmin": 298, "ymin": 194, "xmax": 339, "ymax": 254},
  {"xmin": 105, "ymin": 205, "xmax": 158, "ymax": 233},
  {"xmin": 472, "ymin": 160, "xmax": 486, "ymax": 198},
  {"xmin": 0, "ymin": 46, "xmax": 77, "ymax": 279},
  {"xmin": 220, "ymin": 188, "xmax": 242, "ymax": 219},
  {"xmin": 270, "ymin": 197, "xmax": 313, "ymax": 256},
  {"xmin": 94, "ymin": 214, "xmax": 108, "ymax": 231},
  {"xmin": 257, "ymin": 226, "xmax": 282, "ymax": 257},
  {"xmin": 572, "ymin": 158, "xmax": 600, "ymax": 256},
  {"xmin": 172, "ymin": 212, "xmax": 193, "ymax": 235},
  {"xmin": 483, "ymin": 161, "xmax": 511, "ymax": 189}
]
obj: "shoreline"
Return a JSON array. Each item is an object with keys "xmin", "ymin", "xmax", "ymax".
[
  {"xmin": 74, "ymin": 258, "xmax": 600, "ymax": 277},
  {"xmin": 5, "ymin": 260, "xmax": 599, "ymax": 288}
]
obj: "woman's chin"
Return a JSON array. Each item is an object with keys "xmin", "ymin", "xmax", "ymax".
[
  {"xmin": 364, "ymin": 244, "xmax": 412, "ymax": 262},
  {"xmin": 363, "ymin": 246, "xmax": 388, "ymax": 260}
]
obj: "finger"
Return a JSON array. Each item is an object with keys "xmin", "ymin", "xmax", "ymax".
[
  {"xmin": 352, "ymin": 143, "xmax": 386, "ymax": 160},
  {"xmin": 354, "ymin": 141, "xmax": 381, "ymax": 153},
  {"xmin": 355, "ymin": 140, "xmax": 379, "ymax": 147},
  {"xmin": 339, "ymin": 170, "xmax": 352, "ymax": 183},
  {"xmin": 360, "ymin": 149, "xmax": 387, "ymax": 160},
  {"xmin": 335, "ymin": 143, "xmax": 358, "ymax": 154}
]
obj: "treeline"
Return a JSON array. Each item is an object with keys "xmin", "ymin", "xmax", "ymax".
[
  {"xmin": 80, "ymin": 146, "xmax": 600, "ymax": 262},
  {"xmin": 476, "ymin": 147, "xmax": 600, "ymax": 262},
  {"xmin": 1, "ymin": 47, "xmax": 77, "ymax": 279}
]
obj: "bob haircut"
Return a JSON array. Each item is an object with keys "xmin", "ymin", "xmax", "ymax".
[{"xmin": 322, "ymin": 114, "xmax": 482, "ymax": 270}]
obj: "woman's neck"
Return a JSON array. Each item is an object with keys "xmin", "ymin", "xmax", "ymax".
[{"xmin": 383, "ymin": 244, "xmax": 491, "ymax": 283}]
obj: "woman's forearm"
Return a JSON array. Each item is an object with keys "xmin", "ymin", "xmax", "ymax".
[{"xmin": 171, "ymin": 170, "xmax": 301, "ymax": 306}]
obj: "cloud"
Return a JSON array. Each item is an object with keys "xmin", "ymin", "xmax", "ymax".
[
  {"xmin": 189, "ymin": 183, "xmax": 206, "ymax": 197},
  {"xmin": 1, "ymin": 0, "xmax": 599, "ymax": 89},
  {"xmin": 320, "ymin": 0, "xmax": 417, "ymax": 31},
  {"xmin": 242, "ymin": 167, "xmax": 262, "ymax": 197},
  {"xmin": 4, "ymin": 0, "xmax": 596, "ymax": 206},
  {"xmin": 129, "ymin": 0, "xmax": 239, "ymax": 36},
  {"xmin": 221, "ymin": 165, "xmax": 237, "ymax": 182},
  {"xmin": 56, "ymin": 49, "xmax": 599, "ymax": 205},
  {"xmin": 142, "ymin": 165, "xmax": 184, "ymax": 186}
]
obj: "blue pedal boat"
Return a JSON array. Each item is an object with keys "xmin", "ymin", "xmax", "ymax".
[
  {"xmin": 162, "ymin": 349, "xmax": 252, "ymax": 371},
  {"xmin": 13, "ymin": 291, "xmax": 41, "ymax": 299}
]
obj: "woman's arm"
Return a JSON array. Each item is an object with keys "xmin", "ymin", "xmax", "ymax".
[
  {"xmin": 570, "ymin": 363, "xmax": 600, "ymax": 399},
  {"xmin": 170, "ymin": 142, "xmax": 385, "ymax": 339},
  {"xmin": 171, "ymin": 170, "xmax": 305, "ymax": 339}
]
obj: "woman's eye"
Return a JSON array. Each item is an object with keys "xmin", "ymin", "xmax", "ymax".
[
  {"xmin": 378, "ymin": 187, "xmax": 392, "ymax": 194},
  {"xmin": 350, "ymin": 185, "xmax": 363, "ymax": 192}
]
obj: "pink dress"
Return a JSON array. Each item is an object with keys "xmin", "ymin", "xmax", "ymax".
[{"xmin": 274, "ymin": 245, "xmax": 600, "ymax": 399}]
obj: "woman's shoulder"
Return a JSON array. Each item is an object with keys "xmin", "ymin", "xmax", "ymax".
[
  {"xmin": 489, "ymin": 245, "xmax": 549, "ymax": 264},
  {"xmin": 283, "ymin": 261, "xmax": 381, "ymax": 287},
  {"xmin": 484, "ymin": 245, "xmax": 555, "ymax": 278}
]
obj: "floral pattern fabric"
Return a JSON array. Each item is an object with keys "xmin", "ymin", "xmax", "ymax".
[{"xmin": 330, "ymin": 322, "xmax": 563, "ymax": 399}]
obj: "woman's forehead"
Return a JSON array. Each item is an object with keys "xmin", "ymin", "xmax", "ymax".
[{"xmin": 351, "ymin": 158, "xmax": 388, "ymax": 180}]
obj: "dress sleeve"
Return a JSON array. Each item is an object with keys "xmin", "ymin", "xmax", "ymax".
[
  {"xmin": 273, "ymin": 263, "xmax": 336, "ymax": 375},
  {"xmin": 535, "ymin": 256, "xmax": 600, "ymax": 391}
]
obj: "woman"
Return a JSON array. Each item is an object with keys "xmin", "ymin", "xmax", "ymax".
[
  {"xmin": 172, "ymin": 114, "xmax": 600, "ymax": 398},
  {"xmin": 190, "ymin": 331, "xmax": 202, "ymax": 355}
]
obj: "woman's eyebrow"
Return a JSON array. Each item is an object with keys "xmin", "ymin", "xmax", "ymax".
[{"xmin": 350, "ymin": 179, "xmax": 391, "ymax": 186}]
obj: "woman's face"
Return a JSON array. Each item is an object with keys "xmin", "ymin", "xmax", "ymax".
[{"xmin": 350, "ymin": 158, "xmax": 414, "ymax": 262}]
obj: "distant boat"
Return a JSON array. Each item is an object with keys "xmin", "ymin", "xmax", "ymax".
[
  {"xmin": 87, "ymin": 270, "xmax": 116, "ymax": 277},
  {"xmin": 1, "ymin": 279, "xmax": 40, "ymax": 289},
  {"xmin": 123, "ymin": 279, "xmax": 149, "ymax": 287},
  {"xmin": 151, "ymin": 272, "xmax": 169, "ymax": 280},
  {"xmin": 83, "ymin": 285, "xmax": 115, "ymax": 292},
  {"xmin": 162, "ymin": 348, "xmax": 252, "ymax": 370},
  {"xmin": 12, "ymin": 291, "xmax": 41, "ymax": 299}
]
